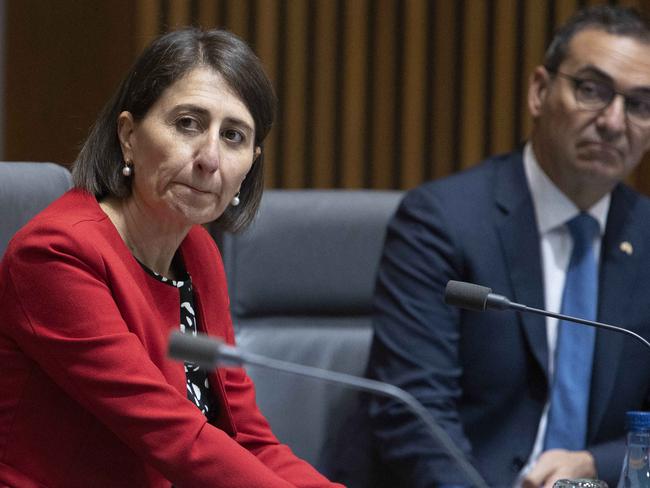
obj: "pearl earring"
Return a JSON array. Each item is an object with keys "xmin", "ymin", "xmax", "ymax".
[
  {"xmin": 121, "ymin": 161, "xmax": 133, "ymax": 177},
  {"xmin": 231, "ymin": 192, "xmax": 241, "ymax": 207}
]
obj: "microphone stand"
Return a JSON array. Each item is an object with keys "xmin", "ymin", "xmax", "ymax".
[
  {"xmin": 514, "ymin": 304, "xmax": 650, "ymax": 351},
  {"xmin": 485, "ymin": 293, "xmax": 650, "ymax": 352},
  {"xmin": 445, "ymin": 280, "xmax": 650, "ymax": 352},
  {"xmin": 168, "ymin": 331, "xmax": 489, "ymax": 488}
]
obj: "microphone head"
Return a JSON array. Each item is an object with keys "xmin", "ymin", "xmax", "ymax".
[
  {"xmin": 444, "ymin": 280, "xmax": 492, "ymax": 311},
  {"xmin": 168, "ymin": 331, "xmax": 221, "ymax": 369}
]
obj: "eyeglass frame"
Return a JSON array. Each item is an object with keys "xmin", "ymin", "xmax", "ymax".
[{"xmin": 545, "ymin": 67, "xmax": 650, "ymax": 128}]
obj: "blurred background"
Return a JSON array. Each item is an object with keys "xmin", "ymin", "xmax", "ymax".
[{"xmin": 4, "ymin": 0, "xmax": 650, "ymax": 192}]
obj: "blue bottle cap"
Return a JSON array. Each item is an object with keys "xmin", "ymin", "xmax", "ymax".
[{"xmin": 625, "ymin": 411, "xmax": 650, "ymax": 431}]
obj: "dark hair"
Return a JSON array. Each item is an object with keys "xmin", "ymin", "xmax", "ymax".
[
  {"xmin": 544, "ymin": 5, "xmax": 650, "ymax": 73},
  {"xmin": 72, "ymin": 28, "xmax": 276, "ymax": 232}
]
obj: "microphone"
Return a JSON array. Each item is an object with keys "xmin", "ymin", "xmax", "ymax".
[
  {"xmin": 444, "ymin": 280, "xmax": 650, "ymax": 352},
  {"xmin": 168, "ymin": 331, "xmax": 489, "ymax": 488}
]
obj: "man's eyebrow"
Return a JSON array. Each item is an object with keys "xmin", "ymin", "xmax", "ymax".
[
  {"xmin": 574, "ymin": 65, "xmax": 650, "ymax": 95},
  {"xmin": 573, "ymin": 65, "xmax": 613, "ymax": 82}
]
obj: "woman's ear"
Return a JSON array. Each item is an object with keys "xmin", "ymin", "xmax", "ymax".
[
  {"xmin": 254, "ymin": 146, "xmax": 262, "ymax": 161},
  {"xmin": 117, "ymin": 111, "xmax": 136, "ymax": 162},
  {"xmin": 528, "ymin": 66, "xmax": 552, "ymax": 119}
]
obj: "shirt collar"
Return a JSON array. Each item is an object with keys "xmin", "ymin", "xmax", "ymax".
[{"xmin": 523, "ymin": 142, "xmax": 609, "ymax": 236}]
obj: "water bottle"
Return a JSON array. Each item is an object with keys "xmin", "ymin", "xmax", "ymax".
[
  {"xmin": 617, "ymin": 411, "xmax": 650, "ymax": 488},
  {"xmin": 554, "ymin": 479, "xmax": 608, "ymax": 487}
]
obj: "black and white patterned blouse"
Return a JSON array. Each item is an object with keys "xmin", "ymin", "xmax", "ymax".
[{"xmin": 138, "ymin": 259, "xmax": 216, "ymax": 420}]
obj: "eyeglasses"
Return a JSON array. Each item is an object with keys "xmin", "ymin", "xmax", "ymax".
[{"xmin": 550, "ymin": 70, "xmax": 650, "ymax": 128}]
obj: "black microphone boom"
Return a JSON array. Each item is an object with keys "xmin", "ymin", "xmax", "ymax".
[
  {"xmin": 444, "ymin": 280, "xmax": 650, "ymax": 352},
  {"xmin": 444, "ymin": 280, "xmax": 516, "ymax": 311},
  {"xmin": 168, "ymin": 331, "xmax": 489, "ymax": 488}
]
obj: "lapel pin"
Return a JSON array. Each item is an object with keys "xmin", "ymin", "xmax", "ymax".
[{"xmin": 620, "ymin": 241, "xmax": 633, "ymax": 256}]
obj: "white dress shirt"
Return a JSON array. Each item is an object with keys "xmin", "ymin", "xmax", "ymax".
[{"xmin": 514, "ymin": 143, "xmax": 610, "ymax": 486}]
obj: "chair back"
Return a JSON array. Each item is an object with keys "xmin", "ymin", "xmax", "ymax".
[
  {"xmin": 214, "ymin": 189, "xmax": 402, "ymax": 467},
  {"xmin": 0, "ymin": 162, "xmax": 72, "ymax": 257}
]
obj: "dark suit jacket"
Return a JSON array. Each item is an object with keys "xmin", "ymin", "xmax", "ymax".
[{"xmin": 367, "ymin": 151, "xmax": 650, "ymax": 487}]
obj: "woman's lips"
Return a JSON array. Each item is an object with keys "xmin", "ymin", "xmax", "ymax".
[{"xmin": 177, "ymin": 182, "xmax": 213, "ymax": 194}]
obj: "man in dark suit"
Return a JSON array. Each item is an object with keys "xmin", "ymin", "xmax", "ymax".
[{"xmin": 368, "ymin": 6, "xmax": 650, "ymax": 488}]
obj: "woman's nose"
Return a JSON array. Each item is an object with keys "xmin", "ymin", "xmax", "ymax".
[{"xmin": 196, "ymin": 133, "xmax": 220, "ymax": 173}]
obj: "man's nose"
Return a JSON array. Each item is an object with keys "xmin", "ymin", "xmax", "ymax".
[{"xmin": 596, "ymin": 94, "xmax": 627, "ymax": 136}]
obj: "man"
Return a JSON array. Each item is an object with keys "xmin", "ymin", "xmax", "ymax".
[{"xmin": 368, "ymin": 6, "xmax": 650, "ymax": 488}]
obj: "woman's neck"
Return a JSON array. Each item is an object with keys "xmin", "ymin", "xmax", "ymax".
[{"xmin": 99, "ymin": 196, "xmax": 190, "ymax": 279}]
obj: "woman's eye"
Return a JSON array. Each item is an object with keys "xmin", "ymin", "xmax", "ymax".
[
  {"xmin": 176, "ymin": 117, "xmax": 200, "ymax": 132},
  {"xmin": 223, "ymin": 129, "xmax": 244, "ymax": 143}
]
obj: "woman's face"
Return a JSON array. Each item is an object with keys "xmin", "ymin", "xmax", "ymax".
[{"xmin": 118, "ymin": 67, "xmax": 259, "ymax": 228}]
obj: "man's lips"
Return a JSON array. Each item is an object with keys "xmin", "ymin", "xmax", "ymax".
[{"xmin": 578, "ymin": 140, "xmax": 623, "ymax": 159}]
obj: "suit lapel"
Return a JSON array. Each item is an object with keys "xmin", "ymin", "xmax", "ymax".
[
  {"xmin": 494, "ymin": 153, "xmax": 549, "ymax": 378},
  {"xmin": 589, "ymin": 185, "xmax": 641, "ymax": 439},
  {"xmin": 493, "ymin": 156, "xmax": 644, "ymax": 439}
]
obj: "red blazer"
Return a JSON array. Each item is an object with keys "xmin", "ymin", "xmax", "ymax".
[{"xmin": 0, "ymin": 189, "xmax": 342, "ymax": 488}]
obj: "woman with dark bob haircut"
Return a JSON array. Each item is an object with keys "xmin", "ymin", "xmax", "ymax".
[{"xmin": 0, "ymin": 28, "xmax": 343, "ymax": 488}]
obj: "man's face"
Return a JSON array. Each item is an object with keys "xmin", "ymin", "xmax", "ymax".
[{"xmin": 529, "ymin": 29, "xmax": 650, "ymax": 207}]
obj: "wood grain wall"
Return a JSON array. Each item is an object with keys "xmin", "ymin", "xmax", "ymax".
[
  {"xmin": 5, "ymin": 0, "xmax": 137, "ymax": 166},
  {"xmin": 5, "ymin": 0, "xmax": 650, "ymax": 192}
]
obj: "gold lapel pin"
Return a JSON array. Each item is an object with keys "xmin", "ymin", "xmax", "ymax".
[{"xmin": 620, "ymin": 241, "xmax": 633, "ymax": 256}]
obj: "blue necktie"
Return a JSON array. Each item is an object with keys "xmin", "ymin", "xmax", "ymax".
[{"xmin": 544, "ymin": 212, "xmax": 599, "ymax": 451}]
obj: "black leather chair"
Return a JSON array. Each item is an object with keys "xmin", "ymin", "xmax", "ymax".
[
  {"xmin": 0, "ymin": 162, "xmax": 72, "ymax": 257},
  {"xmin": 214, "ymin": 189, "xmax": 402, "ymax": 469}
]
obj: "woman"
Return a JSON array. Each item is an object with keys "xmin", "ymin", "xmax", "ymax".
[{"xmin": 0, "ymin": 28, "xmax": 343, "ymax": 488}]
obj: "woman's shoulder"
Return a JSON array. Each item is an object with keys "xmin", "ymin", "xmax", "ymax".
[
  {"xmin": 12, "ymin": 188, "xmax": 107, "ymax": 232},
  {"xmin": 3, "ymin": 188, "xmax": 120, "ymax": 268}
]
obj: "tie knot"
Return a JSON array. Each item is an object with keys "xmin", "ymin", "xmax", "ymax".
[{"xmin": 567, "ymin": 213, "xmax": 599, "ymax": 246}]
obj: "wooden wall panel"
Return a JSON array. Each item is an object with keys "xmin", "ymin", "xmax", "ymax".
[
  {"xmin": 281, "ymin": 0, "xmax": 308, "ymax": 188},
  {"xmin": 430, "ymin": 1, "xmax": 458, "ymax": 179},
  {"xmin": 341, "ymin": 0, "xmax": 369, "ymax": 188},
  {"xmin": 168, "ymin": 0, "xmax": 191, "ymax": 27},
  {"xmin": 225, "ymin": 0, "xmax": 251, "ymax": 40},
  {"xmin": 5, "ymin": 0, "xmax": 137, "ymax": 166},
  {"xmin": 312, "ymin": 1, "xmax": 337, "ymax": 189},
  {"xmin": 521, "ymin": 0, "xmax": 548, "ymax": 140},
  {"xmin": 197, "ymin": 0, "xmax": 218, "ymax": 27},
  {"xmin": 400, "ymin": 0, "xmax": 427, "ymax": 189},
  {"xmin": 491, "ymin": 0, "xmax": 517, "ymax": 155},
  {"xmin": 370, "ymin": 0, "xmax": 398, "ymax": 188},
  {"xmin": 460, "ymin": 0, "xmax": 488, "ymax": 170},
  {"xmin": 253, "ymin": 0, "xmax": 280, "ymax": 188},
  {"xmin": 556, "ymin": 0, "xmax": 579, "ymax": 27},
  {"xmin": 6, "ymin": 0, "xmax": 650, "ymax": 196},
  {"xmin": 135, "ymin": 0, "xmax": 160, "ymax": 52}
]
